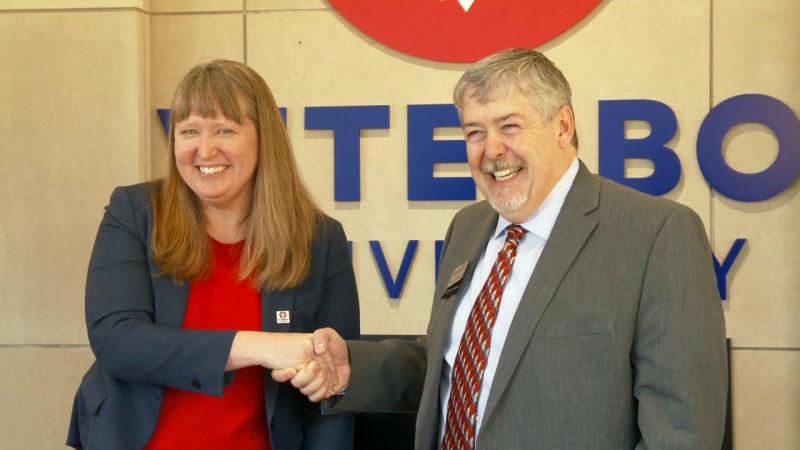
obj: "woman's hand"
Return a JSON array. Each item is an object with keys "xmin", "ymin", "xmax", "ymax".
[
  {"xmin": 226, "ymin": 331, "xmax": 339, "ymax": 395},
  {"xmin": 283, "ymin": 360, "xmax": 333, "ymax": 402}
]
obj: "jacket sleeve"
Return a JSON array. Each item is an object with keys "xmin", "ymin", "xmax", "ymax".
[
  {"xmin": 85, "ymin": 186, "xmax": 236, "ymax": 396},
  {"xmin": 328, "ymin": 338, "xmax": 427, "ymax": 414},
  {"xmin": 301, "ymin": 218, "xmax": 360, "ymax": 450},
  {"xmin": 321, "ymin": 215, "xmax": 458, "ymax": 415},
  {"xmin": 633, "ymin": 205, "xmax": 728, "ymax": 449}
]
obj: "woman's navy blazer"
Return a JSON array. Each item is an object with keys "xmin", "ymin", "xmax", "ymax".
[{"xmin": 67, "ymin": 183, "xmax": 360, "ymax": 450}]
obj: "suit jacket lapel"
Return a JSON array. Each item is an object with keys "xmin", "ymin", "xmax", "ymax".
[
  {"xmin": 417, "ymin": 203, "xmax": 498, "ymax": 450},
  {"xmin": 481, "ymin": 162, "xmax": 600, "ymax": 426},
  {"xmin": 261, "ymin": 290, "xmax": 295, "ymax": 333},
  {"xmin": 428, "ymin": 205, "xmax": 498, "ymax": 366},
  {"xmin": 261, "ymin": 289, "xmax": 295, "ymax": 422}
]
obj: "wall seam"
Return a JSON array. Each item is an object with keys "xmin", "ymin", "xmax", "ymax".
[
  {"xmin": 708, "ymin": 0, "xmax": 716, "ymax": 249},
  {"xmin": 0, "ymin": 7, "xmax": 144, "ymax": 14},
  {"xmin": 0, "ymin": 344, "xmax": 90, "ymax": 348},
  {"xmin": 0, "ymin": 8, "xmax": 254, "ymax": 17},
  {"xmin": 149, "ymin": 11, "xmax": 241, "ymax": 16},
  {"xmin": 731, "ymin": 347, "xmax": 800, "ymax": 352},
  {"xmin": 246, "ymin": 8, "xmax": 328, "ymax": 13},
  {"xmin": 142, "ymin": 8, "xmax": 151, "ymax": 182},
  {"xmin": 5, "ymin": 344, "xmax": 798, "ymax": 350},
  {"xmin": 243, "ymin": 0, "xmax": 248, "ymax": 64},
  {"xmin": 3, "ymin": 343, "xmax": 797, "ymax": 351},
  {"xmin": 0, "ymin": 7, "xmax": 328, "ymax": 16}
]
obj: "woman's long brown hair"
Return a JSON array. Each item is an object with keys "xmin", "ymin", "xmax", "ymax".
[{"xmin": 151, "ymin": 60, "xmax": 320, "ymax": 291}]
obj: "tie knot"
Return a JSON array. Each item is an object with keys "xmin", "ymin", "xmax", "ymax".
[{"xmin": 505, "ymin": 224, "xmax": 525, "ymax": 246}]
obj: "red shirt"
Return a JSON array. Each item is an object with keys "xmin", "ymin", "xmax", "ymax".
[{"xmin": 145, "ymin": 239, "xmax": 271, "ymax": 450}]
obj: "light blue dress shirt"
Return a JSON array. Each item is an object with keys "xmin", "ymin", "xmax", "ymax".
[{"xmin": 438, "ymin": 157, "xmax": 579, "ymax": 443}]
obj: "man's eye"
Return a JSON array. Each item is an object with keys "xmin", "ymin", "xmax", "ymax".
[
  {"xmin": 502, "ymin": 123, "xmax": 519, "ymax": 131},
  {"xmin": 465, "ymin": 130, "xmax": 484, "ymax": 141}
]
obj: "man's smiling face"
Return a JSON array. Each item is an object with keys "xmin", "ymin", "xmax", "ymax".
[{"xmin": 461, "ymin": 88, "xmax": 576, "ymax": 223}]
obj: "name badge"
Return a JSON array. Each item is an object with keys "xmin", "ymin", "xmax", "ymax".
[
  {"xmin": 276, "ymin": 310, "xmax": 291, "ymax": 324},
  {"xmin": 441, "ymin": 261, "xmax": 469, "ymax": 299}
]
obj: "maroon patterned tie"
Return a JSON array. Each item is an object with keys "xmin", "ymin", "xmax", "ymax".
[{"xmin": 441, "ymin": 225, "xmax": 525, "ymax": 450}]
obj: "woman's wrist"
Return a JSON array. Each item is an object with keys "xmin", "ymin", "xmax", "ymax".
[
  {"xmin": 227, "ymin": 331, "xmax": 316, "ymax": 371},
  {"xmin": 226, "ymin": 331, "xmax": 264, "ymax": 371}
]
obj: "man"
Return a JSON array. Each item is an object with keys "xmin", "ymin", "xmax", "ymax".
[{"xmin": 276, "ymin": 48, "xmax": 728, "ymax": 449}]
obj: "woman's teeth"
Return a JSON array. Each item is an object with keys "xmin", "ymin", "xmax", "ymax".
[{"xmin": 199, "ymin": 166, "xmax": 226, "ymax": 174}]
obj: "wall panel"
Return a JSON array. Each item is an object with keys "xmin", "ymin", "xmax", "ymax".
[
  {"xmin": 0, "ymin": 10, "xmax": 148, "ymax": 344},
  {"xmin": 0, "ymin": 347, "xmax": 95, "ymax": 450},
  {"xmin": 731, "ymin": 349, "xmax": 800, "ymax": 449},
  {"xmin": 712, "ymin": 0, "xmax": 800, "ymax": 347}
]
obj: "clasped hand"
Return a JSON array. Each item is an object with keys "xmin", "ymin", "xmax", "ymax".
[{"xmin": 270, "ymin": 328, "xmax": 350, "ymax": 403}]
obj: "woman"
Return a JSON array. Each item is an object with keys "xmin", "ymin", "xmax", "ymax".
[{"xmin": 67, "ymin": 60, "xmax": 360, "ymax": 450}]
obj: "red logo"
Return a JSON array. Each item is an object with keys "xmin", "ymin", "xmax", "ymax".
[{"xmin": 328, "ymin": 0, "xmax": 602, "ymax": 63}]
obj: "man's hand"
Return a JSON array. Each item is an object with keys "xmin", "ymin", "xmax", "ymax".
[{"xmin": 272, "ymin": 327, "xmax": 351, "ymax": 401}]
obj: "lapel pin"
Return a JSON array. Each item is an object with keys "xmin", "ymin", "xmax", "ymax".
[{"xmin": 276, "ymin": 310, "xmax": 290, "ymax": 324}]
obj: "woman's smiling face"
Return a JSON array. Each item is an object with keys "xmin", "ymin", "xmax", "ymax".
[{"xmin": 173, "ymin": 110, "xmax": 258, "ymax": 213}]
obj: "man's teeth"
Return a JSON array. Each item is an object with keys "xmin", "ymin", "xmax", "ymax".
[
  {"xmin": 493, "ymin": 168, "xmax": 519, "ymax": 181},
  {"xmin": 199, "ymin": 166, "xmax": 226, "ymax": 174}
]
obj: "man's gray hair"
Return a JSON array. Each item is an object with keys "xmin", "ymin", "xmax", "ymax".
[{"xmin": 453, "ymin": 48, "xmax": 578, "ymax": 148}]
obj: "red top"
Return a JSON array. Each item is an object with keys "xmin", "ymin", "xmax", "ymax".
[{"xmin": 145, "ymin": 239, "xmax": 271, "ymax": 450}]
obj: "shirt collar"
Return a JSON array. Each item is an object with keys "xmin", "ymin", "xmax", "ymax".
[{"xmin": 494, "ymin": 157, "xmax": 579, "ymax": 241}]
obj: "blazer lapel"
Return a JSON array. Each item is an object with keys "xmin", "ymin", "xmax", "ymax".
[
  {"xmin": 427, "ymin": 204, "xmax": 498, "ymax": 373},
  {"xmin": 261, "ymin": 290, "xmax": 295, "ymax": 333},
  {"xmin": 261, "ymin": 289, "xmax": 295, "ymax": 422},
  {"xmin": 481, "ymin": 162, "xmax": 601, "ymax": 426},
  {"xmin": 417, "ymin": 203, "xmax": 498, "ymax": 450}
]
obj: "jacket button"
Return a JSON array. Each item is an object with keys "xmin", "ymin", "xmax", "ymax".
[{"xmin": 191, "ymin": 378, "xmax": 202, "ymax": 389}]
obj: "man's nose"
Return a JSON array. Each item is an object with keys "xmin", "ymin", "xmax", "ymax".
[{"xmin": 485, "ymin": 133, "xmax": 505, "ymax": 159}]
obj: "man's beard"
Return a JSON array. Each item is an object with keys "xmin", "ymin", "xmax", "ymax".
[
  {"xmin": 487, "ymin": 186, "xmax": 527, "ymax": 215},
  {"xmin": 480, "ymin": 158, "xmax": 528, "ymax": 215}
]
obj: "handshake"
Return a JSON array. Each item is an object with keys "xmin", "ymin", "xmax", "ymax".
[{"xmin": 249, "ymin": 328, "xmax": 350, "ymax": 402}]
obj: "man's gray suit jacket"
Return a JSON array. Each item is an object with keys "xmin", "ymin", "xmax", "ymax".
[{"xmin": 330, "ymin": 161, "xmax": 727, "ymax": 449}]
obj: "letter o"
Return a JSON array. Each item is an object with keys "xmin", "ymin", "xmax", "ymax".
[{"xmin": 697, "ymin": 94, "xmax": 800, "ymax": 202}]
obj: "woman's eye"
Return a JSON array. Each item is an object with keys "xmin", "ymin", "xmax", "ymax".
[
  {"xmin": 178, "ymin": 129, "xmax": 197, "ymax": 135},
  {"xmin": 218, "ymin": 128, "xmax": 234, "ymax": 135}
]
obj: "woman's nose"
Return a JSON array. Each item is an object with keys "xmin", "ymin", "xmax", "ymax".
[{"xmin": 197, "ymin": 134, "xmax": 217, "ymax": 159}]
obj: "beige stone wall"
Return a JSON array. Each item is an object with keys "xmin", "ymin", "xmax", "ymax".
[
  {"xmin": 0, "ymin": 2, "xmax": 148, "ymax": 448},
  {"xmin": 1, "ymin": 1, "xmax": 797, "ymax": 448}
]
